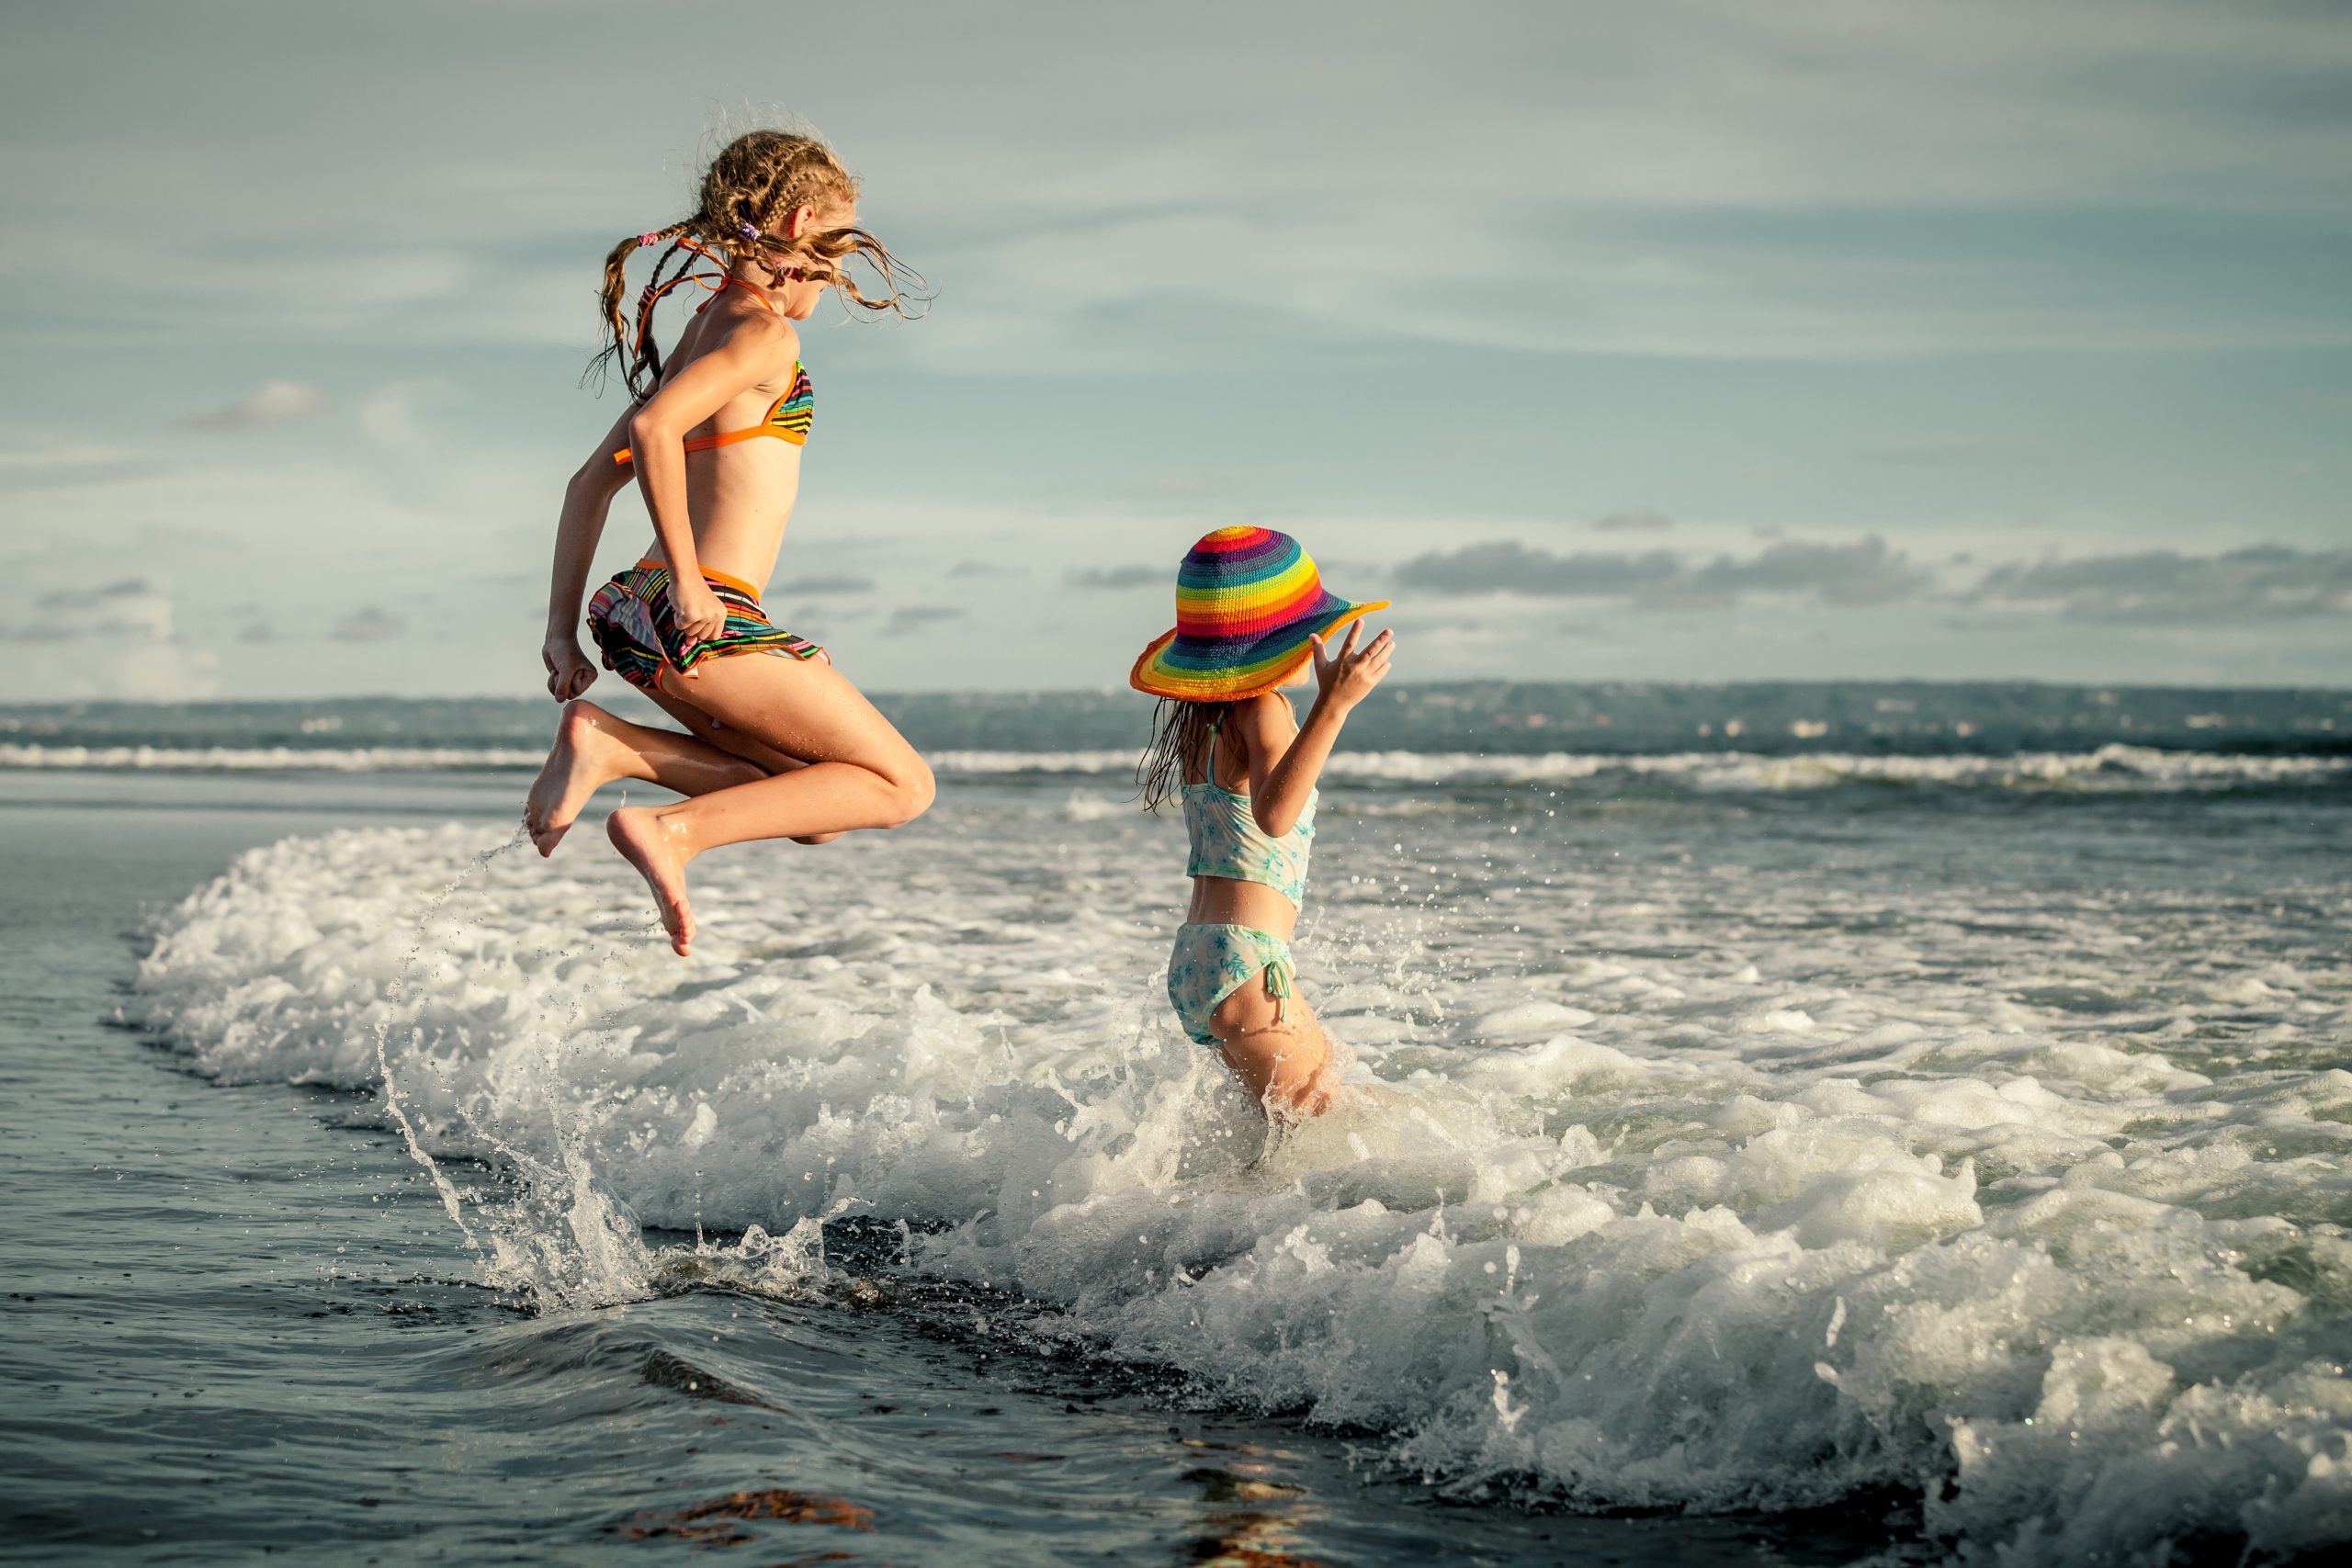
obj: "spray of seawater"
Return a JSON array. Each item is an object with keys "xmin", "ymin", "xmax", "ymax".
[
  {"xmin": 361, "ymin": 825, "xmax": 689, "ymax": 1311},
  {"xmin": 370, "ymin": 822, "xmax": 859, "ymax": 1314},
  {"xmin": 368, "ymin": 829, "xmax": 530, "ymax": 1254}
]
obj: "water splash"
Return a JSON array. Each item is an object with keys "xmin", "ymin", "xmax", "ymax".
[
  {"xmin": 353, "ymin": 824, "xmax": 662, "ymax": 1311},
  {"xmin": 652, "ymin": 1198, "xmax": 866, "ymax": 1301},
  {"xmin": 369, "ymin": 828, "xmax": 529, "ymax": 1253}
]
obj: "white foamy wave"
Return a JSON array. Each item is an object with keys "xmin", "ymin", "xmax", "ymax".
[
  {"xmin": 0, "ymin": 743, "xmax": 548, "ymax": 772},
  {"xmin": 1325, "ymin": 743, "xmax": 2352, "ymax": 790},
  {"xmin": 134, "ymin": 811, "xmax": 2352, "ymax": 1563},
  {"xmin": 20, "ymin": 739, "xmax": 2346, "ymax": 792},
  {"xmin": 888, "ymin": 745, "xmax": 2352, "ymax": 791}
]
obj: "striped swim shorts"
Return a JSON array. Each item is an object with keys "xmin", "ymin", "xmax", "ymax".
[{"xmin": 585, "ymin": 558, "xmax": 827, "ymax": 695}]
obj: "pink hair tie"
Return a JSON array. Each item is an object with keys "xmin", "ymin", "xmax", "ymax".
[{"xmin": 638, "ymin": 231, "xmax": 661, "ymax": 248}]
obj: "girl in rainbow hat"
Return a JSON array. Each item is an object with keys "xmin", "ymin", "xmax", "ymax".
[{"xmin": 1132, "ymin": 526, "xmax": 1394, "ymax": 1117}]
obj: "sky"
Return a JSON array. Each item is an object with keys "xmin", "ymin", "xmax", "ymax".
[{"xmin": 2, "ymin": 0, "xmax": 2347, "ymax": 699}]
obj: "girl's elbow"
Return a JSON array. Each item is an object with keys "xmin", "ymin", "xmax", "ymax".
[
  {"xmin": 628, "ymin": 407, "xmax": 687, "ymax": 456},
  {"xmin": 1253, "ymin": 807, "xmax": 1297, "ymax": 838}
]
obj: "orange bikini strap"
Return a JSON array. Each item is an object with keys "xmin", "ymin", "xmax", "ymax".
[
  {"xmin": 631, "ymin": 234, "xmax": 777, "ymax": 355},
  {"xmin": 700, "ymin": 273, "xmax": 780, "ymax": 315},
  {"xmin": 632, "ymin": 262, "xmax": 725, "ymax": 360},
  {"xmin": 632, "ymin": 231, "xmax": 783, "ymax": 356}
]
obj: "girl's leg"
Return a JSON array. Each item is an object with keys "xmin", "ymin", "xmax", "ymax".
[
  {"xmin": 637, "ymin": 688, "xmax": 847, "ymax": 847},
  {"xmin": 525, "ymin": 698, "xmax": 766, "ymax": 855},
  {"xmin": 609, "ymin": 654, "xmax": 934, "ymax": 954},
  {"xmin": 1209, "ymin": 981, "xmax": 1340, "ymax": 1119},
  {"xmin": 524, "ymin": 694, "xmax": 851, "ymax": 855}
]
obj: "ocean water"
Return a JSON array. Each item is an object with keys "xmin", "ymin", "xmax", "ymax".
[{"xmin": 5, "ymin": 682, "xmax": 2350, "ymax": 1564}]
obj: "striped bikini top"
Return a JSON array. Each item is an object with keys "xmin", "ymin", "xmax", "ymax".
[
  {"xmin": 610, "ymin": 276, "xmax": 814, "ymax": 468},
  {"xmin": 611, "ymin": 362, "xmax": 812, "ymax": 468},
  {"xmin": 1183, "ymin": 715, "xmax": 1316, "ymax": 908}
]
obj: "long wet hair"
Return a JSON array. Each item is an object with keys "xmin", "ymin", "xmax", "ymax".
[
  {"xmin": 1137, "ymin": 697, "xmax": 1234, "ymax": 813},
  {"xmin": 590, "ymin": 129, "xmax": 926, "ymax": 399}
]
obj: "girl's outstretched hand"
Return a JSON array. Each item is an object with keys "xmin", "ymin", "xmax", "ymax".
[
  {"xmin": 543, "ymin": 636, "xmax": 597, "ymax": 702},
  {"xmin": 1308, "ymin": 622, "xmax": 1394, "ymax": 711}
]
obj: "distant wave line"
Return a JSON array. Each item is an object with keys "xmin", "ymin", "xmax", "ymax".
[{"xmin": 4, "ymin": 740, "xmax": 2346, "ymax": 790}]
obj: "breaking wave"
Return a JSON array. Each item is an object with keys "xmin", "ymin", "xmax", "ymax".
[
  {"xmin": 12, "ymin": 740, "xmax": 2346, "ymax": 795},
  {"xmin": 129, "ymin": 790, "xmax": 2352, "ymax": 1565}
]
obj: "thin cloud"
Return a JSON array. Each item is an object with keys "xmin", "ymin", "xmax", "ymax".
[
  {"xmin": 0, "ymin": 444, "xmax": 151, "ymax": 479},
  {"xmin": 1396, "ymin": 536, "xmax": 1929, "ymax": 610},
  {"xmin": 779, "ymin": 574, "xmax": 876, "ymax": 595},
  {"xmin": 19, "ymin": 581, "xmax": 174, "ymax": 641},
  {"xmin": 884, "ymin": 604, "xmax": 967, "ymax": 637},
  {"xmin": 328, "ymin": 605, "xmax": 404, "ymax": 642},
  {"xmin": 1973, "ymin": 546, "xmax": 2352, "ymax": 623},
  {"xmin": 1400, "ymin": 536, "xmax": 2352, "ymax": 624},
  {"xmin": 182, "ymin": 381, "xmax": 326, "ymax": 431},
  {"xmin": 1855, "ymin": 439, "xmax": 2038, "ymax": 468},
  {"xmin": 358, "ymin": 379, "xmax": 455, "ymax": 463},
  {"xmin": 1398, "ymin": 542, "xmax": 1683, "ymax": 599},
  {"xmin": 1687, "ymin": 536, "xmax": 1930, "ymax": 609},
  {"xmin": 1068, "ymin": 565, "xmax": 1166, "ymax": 590},
  {"xmin": 1593, "ymin": 510, "xmax": 1674, "ymax": 533},
  {"xmin": 42, "ymin": 578, "xmax": 155, "ymax": 604}
]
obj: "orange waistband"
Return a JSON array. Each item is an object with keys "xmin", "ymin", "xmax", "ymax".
[{"xmin": 635, "ymin": 558, "xmax": 762, "ymax": 597}]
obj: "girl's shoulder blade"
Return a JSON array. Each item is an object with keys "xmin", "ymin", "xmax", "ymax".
[
  {"xmin": 678, "ymin": 300, "xmax": 799, "ymax": 397},
  {"xmin": 720, "ymin": 299, "xmax": 800, "ymax": 362},
  {"xmin": 685, "ymin": 283, "xmax": 795, "ymax": 347}
]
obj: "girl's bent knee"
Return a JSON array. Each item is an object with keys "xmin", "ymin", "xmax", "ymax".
[{"xmin": 883, "ymin": 761, "xmax": 935, "ymax": 828}]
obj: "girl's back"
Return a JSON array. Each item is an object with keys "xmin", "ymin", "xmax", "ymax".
[{"xmin": 1181, "ymin": 699, "xmax": 1316, "ymax": 930}]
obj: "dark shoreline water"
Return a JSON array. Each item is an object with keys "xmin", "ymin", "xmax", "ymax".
[{"xmin": 0, "ymin": 773, "xmax": 1877, "ymax": 1566}]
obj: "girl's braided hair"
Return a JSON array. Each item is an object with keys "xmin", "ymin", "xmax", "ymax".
[{"xmin": 593, "ymin": 130, "xmax": 924, "ymax": 399}]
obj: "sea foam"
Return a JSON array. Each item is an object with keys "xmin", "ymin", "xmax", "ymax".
[
  {"xmin": 134, "ymin": 796, "xmax": 2352, "ymax": 1563},
  {"xmin": 14, "ymin": 739, "xmax": 2347, "ymax": 792}
]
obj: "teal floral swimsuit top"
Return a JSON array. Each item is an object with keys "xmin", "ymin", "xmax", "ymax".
[{"xmin": 1183, "ymin": 717, "xmax": 1315, "ymax": 907}]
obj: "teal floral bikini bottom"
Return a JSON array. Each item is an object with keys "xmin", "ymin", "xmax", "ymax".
[{"xmin": 1166, "ymin": 922, "xmax": 1295, "ymax": 1046}]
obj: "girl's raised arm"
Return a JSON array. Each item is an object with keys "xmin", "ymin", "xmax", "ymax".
[{"xmin": 1242, "ymin": 622, "xmax": 1395, "ymax": 836}]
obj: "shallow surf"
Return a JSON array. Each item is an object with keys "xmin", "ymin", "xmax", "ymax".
[
  {"xmin": 78, "ymin": 739, "xmax": 2352, "ymax": 1564},
  {"xmin": 20, "ymin": 773, "xmax": 1815, "ymax": 1565}
]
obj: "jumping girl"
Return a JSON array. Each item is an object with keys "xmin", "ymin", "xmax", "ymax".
[
  {"xmin": 1132, "ymin": 526, "xmax": 1394, "ymax": 1118},
  {"xmin": 526, "ymin": 129, "xmax": 933, "ymax": 956}
]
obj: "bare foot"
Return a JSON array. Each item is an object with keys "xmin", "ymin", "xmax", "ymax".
[
  {"xmin": 607, "ymin": 806, "xmax": 696, "ymax": 956},
  {"xmin": 525, "ymin": 700, "xmax": 617, "ymax": 857}
]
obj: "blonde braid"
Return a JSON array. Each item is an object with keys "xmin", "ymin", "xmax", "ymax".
[{"xmin": 593, "ymin": 219, "xmax": 693, "ymax": 397}]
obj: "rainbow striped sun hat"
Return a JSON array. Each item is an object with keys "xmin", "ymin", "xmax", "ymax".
[{"xmin": 1129, "ymin": 526, "xmax": 1388, "ymax": 702}]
